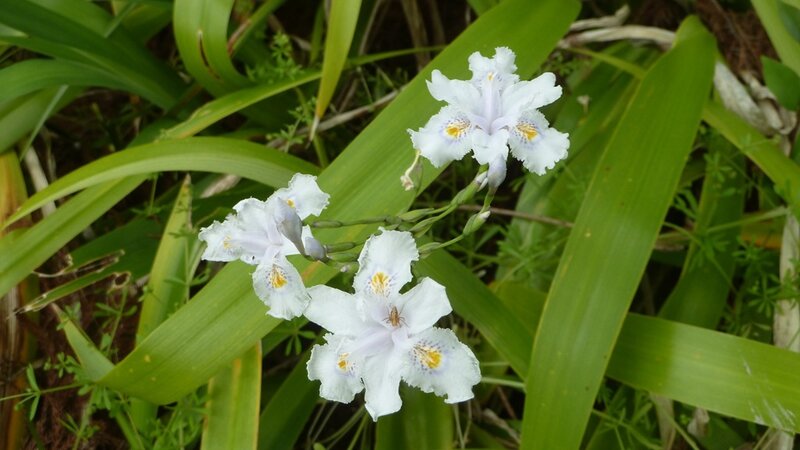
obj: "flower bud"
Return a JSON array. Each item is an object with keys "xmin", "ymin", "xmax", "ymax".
[
  {"xmin": 473, "ymin": 171, "xmax": 488, "ymax": 190},
  {"xmin": 397, "ymin": 208, "xmax": 434, "ymax": 222},
  {"xmin": 304, "ymin": 236, "xmax": 327, "ymax": 260},
  {"xmin": 274, "ymin": 201, "xmax": 305, "ymax": 254},
  {"xmin": 463, "ymin": 210, "xmax": 490, "ymax": 235},
  {"xmin": 486, "ymin": 156, "xmax": 507, "ymax": 190}
]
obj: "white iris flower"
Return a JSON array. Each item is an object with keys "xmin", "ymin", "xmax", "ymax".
[
  {"xmin": 304, "ymin": 230, "xmax": 481, "ymax": 420},
  {"xmin": 408, "ymin": 47, "xmax": 570, "ymax": 187},
  {"xmin": 198, "ymin": 173, "xmax": 329, "ymax": 320}
]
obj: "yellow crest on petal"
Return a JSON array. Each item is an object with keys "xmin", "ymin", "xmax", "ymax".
[{"xmin": 414, "ymin": 345, "xmax": 442, "ymax": 370}]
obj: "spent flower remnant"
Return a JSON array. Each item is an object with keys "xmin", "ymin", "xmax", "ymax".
[
  {"xmin": 305, "ymin": 230, "xmax": 481, "ymax": 420},
  {"xmin": 409, "ymin": 47, "xmax": 570, "ymax": 187},
  {"xmin": 198, "ymin": 174, "xmax": 329, "ymax": 320}
]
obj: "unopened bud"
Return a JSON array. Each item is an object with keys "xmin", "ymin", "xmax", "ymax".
[
  {"xmin": 486, "ymin": 157, "xmax": 507, "ymax": 189},
  {"xmin": 324, "ymin": 242, "xmax": 357, "ymax": 252},
  {"xmin": 275, "ymin": 201, "xmax": 305, "ymax": 254},
  {"xmin": 329, "ymin": 252, "xmax": 358, "ymax": 262},
  {"xmin": 417, "ymin": 242, "xmax": 441, "ymax": 255},
  {"xmin": 310, "ymin": 220, "xmax": 344, "ymax": 228},
  {"xmin": 304, "ymin": 236, "xmax": 327, "ymax": 260},
  {"xmin": 463, "ymin": 210, "xmax": 490, "ymax": 235},
  {"xmin": 397, "ymin": 208, "xmax": 434, "ymax": 222},
  {"xmin": 473, "ymin": 171, "xmax": 488, "ymax": 190},
  {"xmin": 339, "ymin": 262, "xmax": 359, "ymax": 273}
]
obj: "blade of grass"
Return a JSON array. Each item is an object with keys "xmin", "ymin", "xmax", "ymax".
[
  {"xmin": 160, "ymin": 48, "xmax": 435, "ymax": 141},
  {"xmin": 98, "ymin": 261, "xmax": 281, "ymax": 403},
  {"xmin": 0, "ymin": 60, "xmax": 129, "ymax": 104},
  {"xmin": 375, "ymin": 387, "xmax": 453, "ymax": 450},
  {"xmin": 417, "ymin": 254, "xmax": 532, "ymax": 376},
  {"xmin": 609, "ymin": 313, "xmax": 800, "ymax": 434},
  {"xmin": 0, "ymin": 151, "xmax": 37, "ymax": 450},
  {"xmin": 257, "ymin": 352, "xmax": 318, "ymax": 450},
  {"xmin": 0, "ymin": 88, "xmax": 80, "ymax": 154},
  {"xmin": 312, "ymin": 0, "xmax": 362, "ymax": 132},
  {"xmin": 130, "ymin": 177, "xmax": 197, "ymax": 434},
  {"xmin": 55, "ymin": 305, "xmax": 115, "ymax": 380},
  {"xmin": 135, "ymin": 177, "xmax": 198, "ymax": 342},
  {"xmin": 0, "ymin": 0, "xmax": 184, "ymax": 108},
  {"xmin": 703, "ymin": 100, "xmax": 800, "ymax": 216},
  {"xmin": 753, "ymin": 0, "xmax": 800, "ymax": 74},
  {"xmin": 172, "ymin": 0, "xmax": 250, "ymax": 96},
  {"xmin": 520, "ymin": 17, "xmax": 716, "ymax": 449},
  {"xmin": 426, "ymin": 250, "xmax": 800, "ymax": 434},
  {"xmin": 5, "ymin": 137, "xmax": 318, "ymax": 227},
  {"xmin": 658, "ymin": 135, "xmax": 744, "ymax": 327},
  {"xmin": 201, "ymin": 343, "xmax": 262, "ymax": 450},
  {"xmin": 160, "ymin": 72, "xmax": 321, "ymax": 140},
  {"xmin": 0, "ymin": 176, "xmax": 147, "ymax": 298}
]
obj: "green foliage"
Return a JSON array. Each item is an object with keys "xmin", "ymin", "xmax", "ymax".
[
  {"xmin": 762, "ymin": 56, "xmax": 800, "ymax": 109},
  {"xmin": 1, "ymin": 1, "xmax": 799, "ymax": 449}
]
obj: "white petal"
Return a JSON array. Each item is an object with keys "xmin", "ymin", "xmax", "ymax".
[
  {"xmin": 402, "ymin": 327, "xmax": 480, "ymax": 404},
  {"xmin": 468, "ymin": 47, "xmax": 519, "ymax": 88},
  {"xmin": 199, "ymin": 198, "xmax": 280, "ymax": 265},
  {"xmin": 273, "ymin": 200, "xmax": 305, "ymax": 254},
  {"xmin": 232, "ymin": 197, "xmax": 272, "ymax": 230},
  {"xmin": 486, "ymin": 154, "xmax": 507, "ymax": 188},
  {"xmin": 508, "ymin": 111, "xmax": 569, "ymax": 175},
  {"xmin": 362, "ymin": 348, "xmax": 404, "ymax": 420},
  {"xmin": 252, "ymin": 256, "xmax": 309, "ymax": 320},
  {"xmin": 490, "ymin": 47, "xmax": 517, "ymax": 74},
  {"xmin": 501, "ymin": 72, "xmax": 562, "ymax": 116},
  {"xmin": 277, "ymin": 225, "xmax": 313, "ymax": 257},
  {"xmin": 306, "ymin": 285, "xmax": 371, "ymax": 336},
  {"xmin": 394, "ymin": 278, "xmax": 452, "ymax": 335},
  {"xmin": 354, "ymin": 230, "xmax": 419, "ymax": 298},
  {"xmin": 304, "ymin": 235, "xmax": 326, "ymax": 260},
  {"xmin": 471, "ymin": 128, "xmax": 509, "ymax": 165},
  {"xmin": 307, "ymin": 334, "xmax": 364, "ymax": 403},
  {"xmin": 427, "ymin": 70, "xmax": 482, "ymax": 112},
  {"xmin": 198, "ymin": 219, "xmax": 242, "ymax": 262},
  {"xmin": 409, "ymin": 106, "xmax": 475, "ymax": 168},
  {"xmin": 273, "ymin": 173, "xmax": 330, "ymax": 219}
]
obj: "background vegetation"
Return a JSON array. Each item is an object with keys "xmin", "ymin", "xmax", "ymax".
[{"xmin": 1, "ymin": 0, "xmax": 799, "ymax": 449}]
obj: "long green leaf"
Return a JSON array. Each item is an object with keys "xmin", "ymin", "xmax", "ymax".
[
  {"xmin": 428, "ymin": 250, "xmax": 800, "ymax": 435},
  {"xmin": 520, "ymin": 17, "xmax": 716, "ymax": 449},
  {"xmin": 201, "ymin": 343, "xmax": 262, "ymax": 450},
  {"xmin": 0, "ymin": 88, "xmax": 80, "ymax": 154},
  {"xmin": 0, "ymin": 176, "xmax": 146, "ymax": 298},
  {"xmin": 5, "ymin": 137, "xmax": 318, "ymax": 226},
  {"xmin": 257, "ymin": 352, "xmax": 318, "ymax": 450},
  {"xmin": 375, "ymin": 387, "xmax": 453, "ymax": 450},
  {"xmin": 659, "ymin": 136, "xmax": 744, "ymax": 327},
  {"xmin": 98, "ymin": 261, "xmax": 281, "ymax": 403},
  {"xmin": 314, "ymin": 0, "xmax": 362, "ymax": 121},
  {"xmin": 0, "ymin": 0, "xmax": 184, "ymax": 108},
  {"xmin": 418, "ymin": 254, "xmax": 531, "ymax": 376},
  {"xmin": 753, "ymin": 0, "xmax": 800, "ymax": 74},
  {"xmin": 56, "ymin": 306, "xmax": 115, "ymax": 381},
  {"xmin": 703, "ymin": 101, "xmax": 800, "ymax": 216},
  {"xmin": 172, "ymin": 0, "xmax": 250, "ymax": 96},
  {"xmin": 608, "ymin": 314, "xmax": 800, "ymax": 433},
  {"xmin": 136, "ymin": 177, "xmax": 198, "ymax": 342},
  {"xmin": 130, "ymin": 177, "xmax": 197, "ymax": 433},
  {"xmin": 0, "ymin": 60, "xmax": 128, "ymax": 104},
  {"xmin": 160, "ymin": 72, "xmax": 321, "ymax": 140}
]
